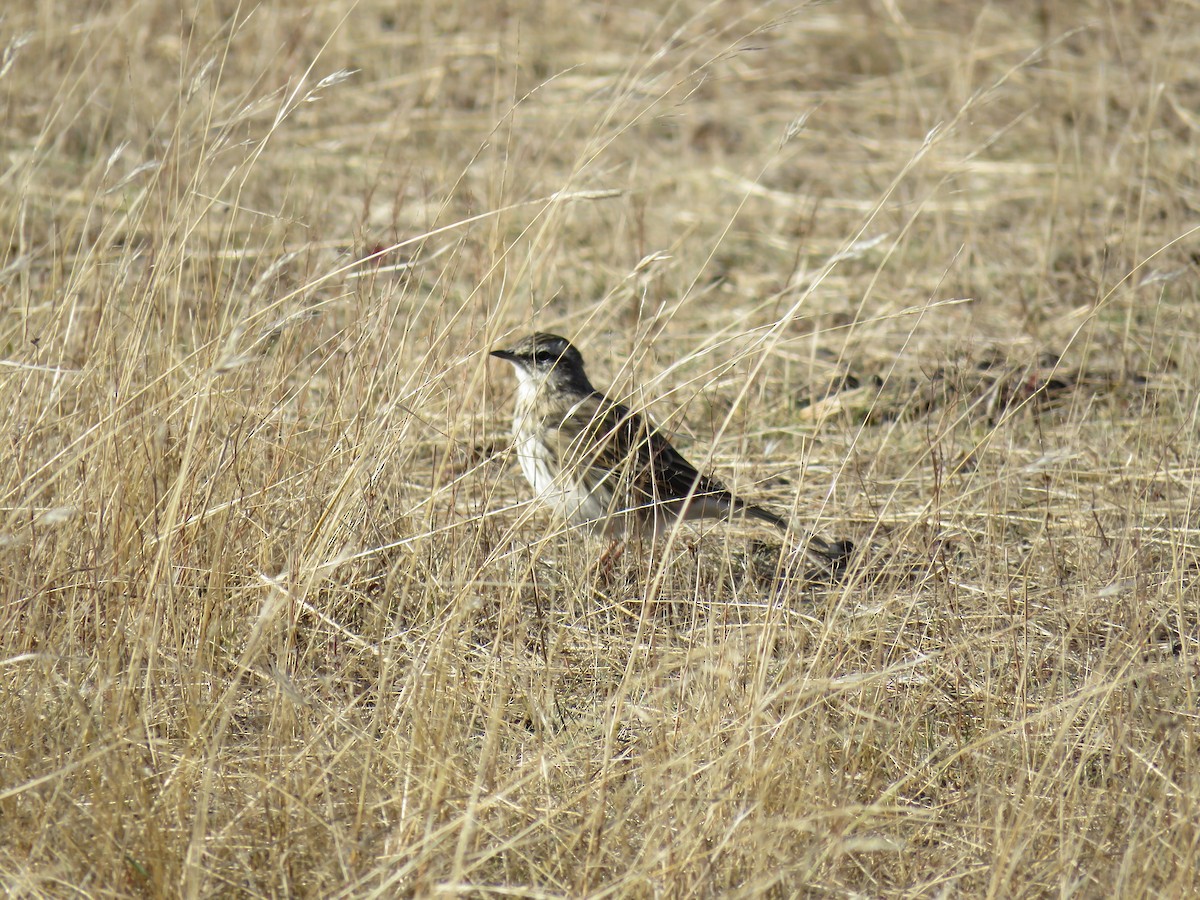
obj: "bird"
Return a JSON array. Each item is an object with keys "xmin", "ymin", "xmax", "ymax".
[{"xmin": 490, "ymin": 332, "xmax": 852, "ymax": 574}]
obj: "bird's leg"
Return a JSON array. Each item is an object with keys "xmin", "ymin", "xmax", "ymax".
[
  {"xmin": 597, "ymin": 537, "xmax": 626, "ymax": 572},
  {"xmin": 587, "ymin": 537, "xmax": 643, "ymax": 620}
]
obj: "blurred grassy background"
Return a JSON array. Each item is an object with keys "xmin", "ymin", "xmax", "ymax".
[{"xmin": 2, "ymin": 1, "xmax": 1198, "ymax": 895}]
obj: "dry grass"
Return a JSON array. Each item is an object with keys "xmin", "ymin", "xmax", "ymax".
[{"xmin": 2, "ymin": 0, "xmax": 1199, "ymax": 895}]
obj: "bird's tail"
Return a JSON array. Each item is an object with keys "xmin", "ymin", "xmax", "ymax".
[
  {"xmin": 738, "ymin": 501, "xmax": 854, "ymax": 575},
  {"xmin": 738, "ymin": 501, "xmax": 789, "ymax": 531}
]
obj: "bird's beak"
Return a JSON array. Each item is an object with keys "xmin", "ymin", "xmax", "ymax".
[{"xmin": 490, "ymin": 348, "xmax": 517, "ymax": 362}]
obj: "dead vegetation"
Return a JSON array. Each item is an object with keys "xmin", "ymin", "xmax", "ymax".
[{"xmin": 2, "ymin": 0, "xmax": 1199, "ymax": 895}]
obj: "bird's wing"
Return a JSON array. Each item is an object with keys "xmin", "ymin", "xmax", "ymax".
[{"xmin": 547, "ymin": 392, "xmax": 732, "ymax": 506}]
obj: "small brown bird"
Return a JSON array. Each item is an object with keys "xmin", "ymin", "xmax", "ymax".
[{"xmin": 490, "ymin": 332, "xmax": 851, "ymax": 573}]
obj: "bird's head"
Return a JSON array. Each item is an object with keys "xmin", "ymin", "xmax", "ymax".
[{"xmin": 490, "ymin": 332, "xmax": 593, "ymax": 395}]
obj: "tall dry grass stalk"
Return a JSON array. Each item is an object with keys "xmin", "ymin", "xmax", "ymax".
[{"xmin": 2, "ymin": 1, "xmax": 1198, "ymax": 895}]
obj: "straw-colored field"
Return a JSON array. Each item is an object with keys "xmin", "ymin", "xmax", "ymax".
[{"xmin": 3, "ymin": 1, "xmax": 1198, "ymax": 895}]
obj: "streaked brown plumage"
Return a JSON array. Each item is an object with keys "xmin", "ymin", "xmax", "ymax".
[{"xmin": 490, "ymin": 332, "xmax": 851, "ymax": 573}]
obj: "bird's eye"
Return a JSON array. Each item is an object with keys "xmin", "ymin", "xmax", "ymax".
[{"xmin": 533, "ymin": 350, "xmax": 558, "ymax": 365}]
